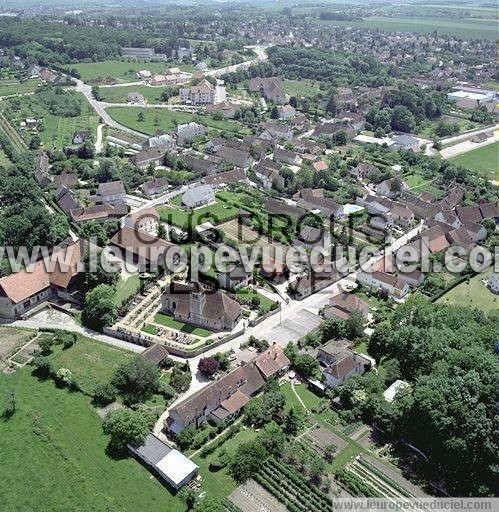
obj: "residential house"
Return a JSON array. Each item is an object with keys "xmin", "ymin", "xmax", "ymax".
[
  {"xmin": 54, "ymin": 171, "xmax": 79, "ymax": 189},
  {"xmin": 141, "ymin": 177, "xmax": 170, "ymax": 198},
  {"xmin": 323, "ymin": 292, "xmax": 369, "ymax": 321},
  {"xmin": 312, "ymin": 160, "xmax": 328, "ymax": 172},
  {"xmin": 277, "ymin": 104, "xmax": 297, "ymax": 120},
  {"xmin": 201, "ymin": 168, "xmax": 247, "ymax": 188},
  {"xmin": 131, "ymin": 147, "xmax": 167, "ymax": 169},
  {"xmin": 323, "ymin": 350, "xmax": 371, "ymax": 389},
  {"xmin": 375, "ymin": 177, "xmax": 408, "ymax": 198},
  {"xmin": 253, "ymin": 160, "xmax": 283, "ymax": 190},
  {"xmin": 34, "ymin": 152, "xmax": 52, "ymax": 188},
  {"xmin": 434, "ymin": 210, "xmax": 462, "ymax": 229},
  {"xmin": 260, "ymin": 258, "xmax": 289, "ymax": 283},
  {"xmin": 55, "ymin": 185, "xmax": 80, "ymax": 215},
  {"xmin": 161, "ymin": 281, "xmax": 241, "ymax": 332},
  {"xmin": 175, "ymin": 123, "xmax": 207, "ymax": 146},
  {"xmin": 462, "ymin": 220, "xmax": 487, "ymax": 243},
  {"xmin": 351, "ymin": 162, "xmax": 379, "ymax": 180},
  {"xmin": 297, "ymin": 195, "xmax": 343, "ymax": 218},
  {"xmin": 295, "ymin": 225, "xmax": 330, "ymax": 250},
  {"xmin": 390, "ymin": 204, "xmax": 414, "ymax": 227},
  {"xmin": 260, "ymin": 121, "xmax": 294, "ymax": 142},
  {"xmin": 127, "ymin": 92, "xmax": 145, "ymax": 104},
  {"xmin": 419, "ymin": 225, "xmax": 451, "ymax": 254},
  {"xmin": 398, "ymin": 269, "xmax": 425, "ymax": 288},
  {"xmin": 273, "ymin": 147, "xmax": 302, "ymax": 166},
  {"xmin": 357, "ymin": 270, "xmax": 409, "ymax": 299},
  {"xmin": 217, "ymin": 145, "xmax": 254, "ymax": 169},
  {"xmin": 356, "ymin": 195, "xmax": 393, "ymax": 215},
  {"xmin": 179, "ymin": 79, "xmax": 216, "ymax": 105},
  {"xmin": 122, "ymin": 207, "xmax": 159, "ymax": 234},
  {"xmin": 264, "ymin": 197, "xmax": 305, "ymax": 220},
  {"xmin": 142, "ymin": 134, "xmax": 176, "ymax": 152},
  {"xmin": 390, "ymin": 134, "xmax": 421, "ymax": 152},
  {"xmin": 312, "ymin": 122, "xmax": 355, "ymax": 141},
  {"xmin": 97, "ymin": 181, "xmax": 126, "ymax": 205},
  {"xmin": 249, "ymin": 77, "xmax": 287, "ymax": 104},
  {"xmin": 218, "ymin": 264, "xmax": 253, "ymax": 291},
  {"xmin": 206, "ymin": 101, "xmax": 239, "ymax": 119},
  {"xmin": 181, "ymin": 184, "xmax": 215, "ymax": 208},
  {"xmin": 184, "ymin": 155, "xmax": 217, "ymax": 176}
]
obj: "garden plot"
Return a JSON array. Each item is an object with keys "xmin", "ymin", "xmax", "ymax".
[
  {"xmin": 219, "ymin": 219, "xmax": 289, "ymax": 264},
  {"xmin": 229, "ymin": 479, "xmax": 287, "ymax": 512},
  {"xmin": 303, "ymin": 426, "xmax": 347, "ymax": 455},
  {"xmin": 0, "ymin": 327, "xmax": 35, "ymax": 359},
  {"xmin": 342, "ymin": 454, "xmax": 426, "ymax": 499}
]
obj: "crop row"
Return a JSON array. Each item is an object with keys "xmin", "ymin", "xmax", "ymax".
[{"xmin": 336, "ymin": 468, "xmax": 381, "ymax": 498}]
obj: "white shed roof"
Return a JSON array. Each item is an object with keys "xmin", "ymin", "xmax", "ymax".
[{"xmin": 156, "ymin": 450, "xmax": 199, "ymax": 486}]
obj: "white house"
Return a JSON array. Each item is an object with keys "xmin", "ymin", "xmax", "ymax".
[{"xmin": 357, "ymin": 270, "xmax": 409, "ymax": 299}]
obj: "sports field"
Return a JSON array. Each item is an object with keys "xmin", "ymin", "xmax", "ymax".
[{"xmin": 450, "ymin": 141, "xmax": 499, "ymax": 181}]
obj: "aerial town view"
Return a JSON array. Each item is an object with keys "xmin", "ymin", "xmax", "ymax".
[{"xmin": 0, "ymin": 0, "xmax": 497, "ymax": 511}]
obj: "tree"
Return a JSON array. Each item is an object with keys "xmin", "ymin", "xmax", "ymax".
[
  {"xmin": 112, "ymin": 356, "xmax": 160, "ymax": 403},
  {"xmin": 289, "ymin": 96, "xmax": 298, "ymax": 108},
  {"xmin": 325, "ymin": 95, "xmax": 337, "ymax": 115},
  {"xmin": 83, "ymin": 250, "xmax": 119, "ymax": 289},
  {"xmin": 270, "ymin": 105, "xmax": 279, "ymax": 119},
  {"xmin": 284, "ymin": 406, "xmax": 304, "ymax": 435},
  {"xmin": 103, "ymin": 408, "xmax": 153, "ymax": 449},
  {"xmin": 258, "ymin": 421, "xmax": 286, "ymax": 455},
  {"xmin": 293, "ymin": 353, "xmax": 320, "ymax": 378},
  {"xmin": 157, "ymin": 223, "xmax": 167, "ymax": 240},
  {"xmin": 213, "ymin": 352, "xmax": 230, "ymax": 372},
  {"xmin": 29, "ymin": 135, "xmax": 41, "ymax": 149},
  {"xmin": 91, "ymin": 86, "xmax": 102, "ymax": 101},
  {"xmin": 390, "ymin": 105, "xmax": 416, "ymax": 133},
  {"xmin": 324, "ymin": 444, "xmax": 336, "ymax": 462},
  {"xmin": 198, "ymin": 357, "xmax": 220, "ymax": 377},
  {"xmin": 244, "ymin": 391, "xmax": 285, "ymax": 426},
  {"xmin": 137, "ymin": 111, "xmax": 145, "ymax": 122},
  {"xmin": 170, "ymin": 363, "xmax": 192, "ymax": 392},
  {"xmin": 2, "ymin": 389, "xmax": 16, "ymax": 419},
  {"xmin": 229, "ymin": 440, "xmax": 268, "ymax": 483},
  {"xmin": 193, "ymin": 498, "xmax": 224, "ymax": 512},
  {"xmin": 93, "ymin": 382, "xmax": 119, "ymax": 405},
  {"xmin": 176, "ymin": 426, "xmax": 196, "ymax": 450},
  {"xmin": 178, "ymin": 487, "xmax": 197, "ymax": 510},
  {"xmin": 333, "ymin": 129, "xmax": 347, "ymax": 145},
  {"xmin": 82, "ymin": 284, "xmax": 117, "ymax": 331},
  {"xmin": 38, "ymin": 335, "xmax": 54, "ymax": 355},
  {"xmin": 345, "ymin": 311, "xmax": 365, "ymax": 339}
]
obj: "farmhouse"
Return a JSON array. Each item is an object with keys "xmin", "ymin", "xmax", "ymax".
[
  {"xmin": 0, "ymin": 240, "xmax": 83, "ymax": 319},
  {"xmin": 165, "ymin": 344, "xmax": 289, "ymax": 434}
]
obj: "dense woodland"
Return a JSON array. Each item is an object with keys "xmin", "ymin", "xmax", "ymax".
[{"xmin": 339, "ymin": 296, "xmax": 498, "ymax": 496}]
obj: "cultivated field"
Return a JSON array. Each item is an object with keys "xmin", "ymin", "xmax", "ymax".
[
  {"xmin": 219, "ymin": 219, "xmax": 289, "ymax": 263},
  {"xmin": 303, "ymin": 426, "xmax": 348, "ymax": 454},
  {"xmin": 0, "ymin": 327, "xmax": 35, "ymax": 359},
  {"xmin": 106, "ymin": 106, "xmax": 252, "ymax": 137},
  {"xmin": 316, "ymin": 15, "xmax": 497, "ymax": 40},
  {"xmin": 65, "ymin": 60, "xmax": 168, "ymax": 83},
  {"xmin": 98, "ymin": 85, "xmax": 174, "ymax": 104},
  {"xmin": 450, "ymin": 141, "xmax": 499, "ymax": 181},
  {"xmin": 0, "ymin": 78, "xmax": 40, "ymax": 97}
]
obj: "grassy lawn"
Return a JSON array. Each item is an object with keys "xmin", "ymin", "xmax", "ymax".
[
  {"xmin": 113, "ymin": 274, "xmax": 141, "ymax": 305},
  {"xmin": 0, "ymin": 78, "xmax": 40, "ymax": 97},
  {"xmin": 450, "ymin": 141, "xmax": 499, "ymax": 181},
  {"xmin": 436, "ymin": 271, "xmax": 498, "ymax": 313},
  {"xmin": 282, "ymin": 79, "xmax": 322, "ymax": 98},
  {"xmin": 293, "ymin": 383, "xmax": 323, "ymax": 410},
  {"xmin": 65, "ymin": 60, "xmax": 168, "ymax": 83},
  {"xmin": 404, "ymin": 173, "xmax": 442, "ymax": 198},
  {"xmin": 0, "ymin": 368, "xmax": 185, "ymax": 511},
  {"xmin": 158, "ymin": 195, "xmax": 239, "ymax": 229},
  {"xmin": 235, "ymin": 287, "xmax": 276, "ymax": 314},
  {"xmin": 0, "ymin": 149, "xmax": 11, "ymax": 166},
  {"xmin": 192, "ymin": 427, "xmax": 257, "ymax": 500},
  {"xmin": 98, "ymin": 85, "xmax": 174, "ymax": 104},
  {"xmin": 279, "ymin": 381, "xmax": 306, "ymax": 412},
  {"xmin": 154, "ymin": 312, "xmax": 214, "ymax": 337},
  {"xmin": 106, "ymin": 106, "xmax": 252, "ymax": 137},
  {"xmin": 48, "ymin": 334, "xmax": 134, "ymax": 395},
  {"xmin": 142, "ymin": 324, "xmax": 158, "ymax": 335}
]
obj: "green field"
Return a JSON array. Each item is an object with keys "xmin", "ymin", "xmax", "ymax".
[
  {"xmin": 99, "ymin": 85, "xmax": 175, "ymax": 104},
  {"xmin": 450, "ymin": 141, "xmax": 499, "ymax": 181},
  {"xmin": 0, "ymin": 367, "xmax": 185, "ymax": 512},
  {"xmin": 65, "ymin": 60, "xmax": 169, "ymax": 84},
  {"xmin": 316, "ymin": 15, "xmax": 497, "ymax": 40},
  {"xmin": 48, "ymin": 334, "xmax": 134, "ymax": 395},
  {"xmin": 154, "ymin": 312, "xmax": 214, "ymax": 337},
  {"xmin": 282, "ymin": 79, "xmax": 323, "ymax": 98},
  {"xmin": 235, "ymin": 287, "xmax": 276, "ymax": 314},
  {"xmin": 106, "ymin": 106, "xmax": 252, "ymax": 137},
  {"xmin": 158, "ymin": 194, "xmax": 239, "ymax": 229},
  {"xmin": 0, "ymin": 78, "xmax": 40, "ymax": 97},
  {"xmin": 437, "ymin": 271, "xmax": 498, "ymax": 313},
  {"xmin": 404, "ymin": 174, "xmax": 442, "ymax": 198}
]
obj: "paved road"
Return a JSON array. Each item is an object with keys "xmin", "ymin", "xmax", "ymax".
[
  {"xmin": 440, "ymin": 123, "xmax": 498, "ymax": 147},
  {"xmin": 153, "ymin": 223, "xmax": 422, "ymax": 435},
  {"xmin": 95, "ymin": 123, "xmax": 104, "ymax": 153},
  {"xmin": 440, "ymin": 130, "xmax": 498, "ymax": 159}
]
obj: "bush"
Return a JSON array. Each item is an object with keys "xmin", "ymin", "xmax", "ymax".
[{"xmin": 93, "ymin": 382, "xmax": 119, "ymax": 405}]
